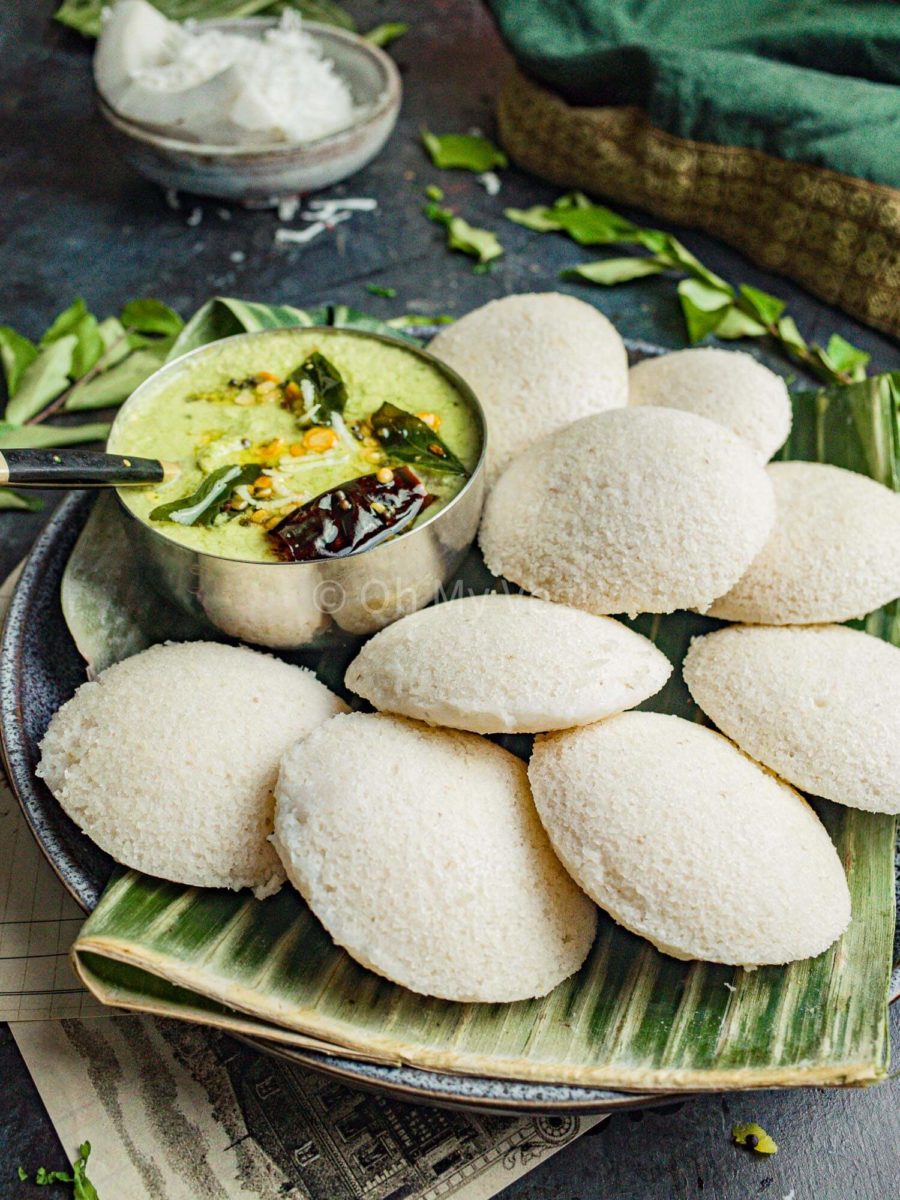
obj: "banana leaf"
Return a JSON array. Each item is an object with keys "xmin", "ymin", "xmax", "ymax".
[
  {"xmin": 167, "ymin": 297, "xmax": 425, "ymax": 362},
  {"xmin": 63, "ymin": 364, "xmax": 898, "ymax": 1090}
]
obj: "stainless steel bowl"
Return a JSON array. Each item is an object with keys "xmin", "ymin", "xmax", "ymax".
[
  {"xmin": 96, "ymin": 20, "xmax": 402, "ymax": 204},
  {"xmin": 108, "ymin": 328, "xmax": 487, "ymax": 650}
]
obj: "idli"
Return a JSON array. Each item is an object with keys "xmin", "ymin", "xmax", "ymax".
[
  {"xmin": 684, "ymin": 624, "xmax": 900, "ymax": 814},
  {"xmin": 629, "ymin": 347, "xmax": 791, "ymax": 461},
  {"xmin": 529, "ymin": 713, "xmax": 850, "ymax": 965},
  {"xmin": 429, "ymin": 292, "xmax": 627, "ymax": 482},
  {"xmin": 37, "ymin": 641, "xmax": 346, "ymax": 896},
  {"xmin": 479, "ymin": 407, "xmax": 775, "ymax": 616},
  {"xmin": 709, "ymin": 462, "xmax": 900, "ymax": 623},
  {"xmin": 345, "ymin": 593, "xmax": 671, "ymax": 734},
  {"xmin": 274, "ymin": 713, "xmax": 597, "ymax": 1001}
]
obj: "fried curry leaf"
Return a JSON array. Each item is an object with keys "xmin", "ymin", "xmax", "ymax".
[
  {"xmin": 149, "ymin": 462, "xmax": 263, "ymax": 526},
  {"xmin": 268, "ymin": 465, "xmax": 434, "ymax": 561},
  {"xmin": 286, "ymin": 351, "xmax": 348, "ymax": 423},
  {"xmin": 370, "ymin": 401, "xmax": 468, "ymax": 476}
]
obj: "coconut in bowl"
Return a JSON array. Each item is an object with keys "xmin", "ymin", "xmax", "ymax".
[{"xmin": 93, "ymin": 1, "xmax": 402, "ymax": 203}]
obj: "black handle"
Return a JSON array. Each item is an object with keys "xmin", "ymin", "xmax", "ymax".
[{"xmin": 0, "ymin": 449, "xmax": 179, "ymax": 489}]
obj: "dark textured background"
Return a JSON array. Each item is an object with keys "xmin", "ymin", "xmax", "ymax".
[{"xmin": 1, "ymin": 2, "xmax": 899, "ymax": 1197}]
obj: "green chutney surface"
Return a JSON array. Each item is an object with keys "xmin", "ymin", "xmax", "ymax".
[{"xmin": 110, "ymin": 330, "xmax": 481, "ymax": 563}]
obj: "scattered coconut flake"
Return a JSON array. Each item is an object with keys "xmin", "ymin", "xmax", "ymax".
[
  {"xmin": 217, "ymin": 207, "xmax": 232, "ymax": 220},
  {"xmin": 275, "ymin": 222, "xmax": 327, "ymax": 246},
  {"xmin": 306, "ymin": 196, "xmax": 378, "ymax": 213},
  {"xmin": 278, "ymin": 196, "xmax": 301, "ymax": 222},
  {"xmin": 164, "ymin": 187, "xmax": 180, "ymax": 210},
  {"xmin": 186, "ymin": 207, "xmax": 203, "ymax": 227},
  {"xmin": 477, "ymin": 171, "xmax": 501, "ymax": 196},
  {"xmin": 229, "ymin": 250, "xmax": 246, "ymax": 264},
  {"xmin": 724, "ymin": 982, "xmax": 736, "ymax": 992}
]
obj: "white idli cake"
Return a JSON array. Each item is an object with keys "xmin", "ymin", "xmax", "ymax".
[
  {"xmin": 37, "ymin": 641, "xmax": 345, "ymax": 896},
  {"xmin": 479, "ymin": 406, "xmax": 775, "ymax": 616},
  {"xmin": 429, "ymin": 292, "xmax": 627, "ymax": 482},
  {"xmin": 629, "ymin": 347, "xmax": 791, "ymax": 461},
  {"xmin": 344, "ymin": 593, "xmax": 671, "ymax": 734},
  {"xmin": 274, "ymin": 712, "xmax": 598, "ymax": 1001},
  {"xmin": 528, "ymin": 713, "xmax": 850, "ymax": 965},
  {"xmin": 709, "ymin": 461, "xmax": 900, "ymax": 623},
  {"xmin": 684, "ymin": 624, "xmax": 900, "ymax": 814}
]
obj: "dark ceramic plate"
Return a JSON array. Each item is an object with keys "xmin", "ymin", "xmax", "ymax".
[{"xmin": 0, "ymin": 490, "xmax": 663, "ymax": 1114}]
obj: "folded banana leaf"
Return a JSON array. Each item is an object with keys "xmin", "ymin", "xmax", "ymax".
[{"xmin": 66, "ymin": 353, "xmax": 897, "ymax": 1091}]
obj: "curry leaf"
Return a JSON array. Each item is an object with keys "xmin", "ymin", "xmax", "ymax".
[
  {"xmin": 387, "ymin": 313, "xmax": 454, "ymax": 329},
  {"xmin": 364, "ymin": 21, "xmax": 408, "ymax": 48},
  {"xmin": 365, "ymin": 284, "xmax": 397, "ymax": 298},
  {"xmin": 776, "ymin": 314, "xmax": 807, "ymax": 353},
  {"xmin": 65, "ymin": 343, "xmax": 175, "ymax": 411},
  {"xmin": 287, "ymin": 351, "xmax": 348, "ymax": 422},
  {"xmin": 713, "ymin": 306, "xmax": 768, "ymax": 340},
  {"xmin": 120, "ymin": 298, "xmax": 185, "ymax": 337},
  {"xmin": 424, "ymin": 202, "xmax": 503, "ymax": 264},
  {"xmin": 97, "ymin": 317, "xmax": 133, "ymax": 366},
  {"xmin": 55, "ymin": 0, "xmax": 355, "ymax": 38},
  {"xmin": 40, "ymin": 298, "xmax": 89, "ymax": 345},
  {"xmin": 504, "ymin": 205, "xmax": 562, "ymax": 233},
  {"xmin": 69, "ymin": 313, "xmax": 106, "ymax": 378},
  {"xmin": 72, "ymin": 1140, "xmax": 101, "ymax": 1200},
  {"xmin": 15, "ymin": 1140, "xmax": 100, "ymax": 1196},
  {"xmin": 738, "ymin": 284, "xmax": 786, "ymax": 327},
  {"xmin": 421, "ymin": 129, "xmax": 507, "ymax": 172},
  {"xmin": 0, "ymin": 326, "xmax": 37, "ymax": 396},
  {"xmin": 505, "ymin": 189, "xmax": 866, "ymax": 385},
  {"xmin": 5, "ymin": 335, "xmax": 77, "ymax": 424},
  {"xmin": 552, "ymin": 205, "xmax": 640, "ymax": 246},
  {"xmin": 0, "ymin": 488, "xmax": 43, "ymax": 512},
  {"xmin": 447, "ymin": 216, "xmax": 503, "ymax": 264},
  {"xmin": 821, "ymin": 333, "xmax": 870, "ymax": 381},
  {"xmin": 150, "ymin": 462, "xmax": 263, "ymax": 527},
  {"xmin": 677, "ymin": 279, "xmax": 734, "ymax": 343},
  {"xmin": 563, "ymin": 257, "xmax": 667, "ymax": 285},
  {"xmin": 0, "ymin": 421, "xmax": 111, "ymax": 449},
  {"xmin": 371, "ymin": 401, "xmax": 468, "ymax": 475}
]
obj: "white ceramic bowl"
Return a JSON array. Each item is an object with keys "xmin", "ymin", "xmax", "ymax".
[{"xmin": 96, "ymin": 19, "xmax": 402, "ymax": 204}]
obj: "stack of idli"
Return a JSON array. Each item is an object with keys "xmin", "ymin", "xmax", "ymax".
[
  {"xmin": 34, "ymin": 296, "xmax": 900, "ymax": 1007},
  {"xmin": 430, "ymin": 292, "xmax": 628, "ymax": 482}
]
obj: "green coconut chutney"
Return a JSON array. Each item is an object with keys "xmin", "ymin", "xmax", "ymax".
[{"xmin": 110, "ymin": 329, "xmax": 481, "ymax": 563}]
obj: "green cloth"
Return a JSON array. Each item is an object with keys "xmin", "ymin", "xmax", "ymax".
[{"xmin": 486, "ymin": 0, "xmax": 900, "ymax": 187}]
